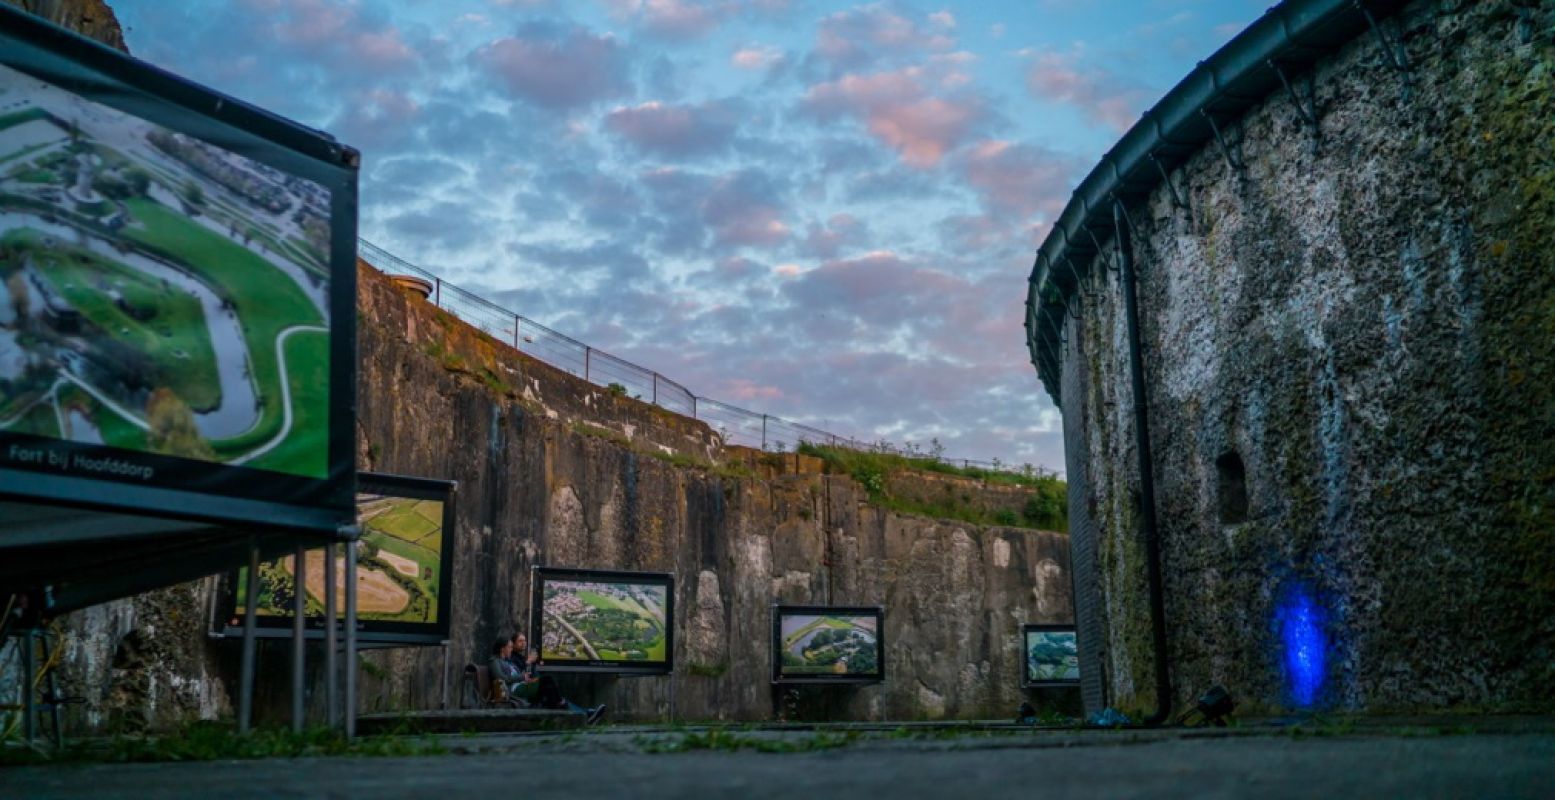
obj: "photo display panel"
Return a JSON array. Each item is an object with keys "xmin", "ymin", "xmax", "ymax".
[
  {"xmin": 530, "ymin": 566, "xmax": 674, "ymax": 675},
  {"xmin": 0, "ymin": 6, "xmax": 357, "ymax": 534},
  {"xmin": 1022, "ymin": 624, "xmax": 1079, "ymax": 687},
  {"xmin": 220, "ymin": 473, "xmax": 456, "ymax": 645},
  {"xmin": 771, "ymin": 605, "xmax": 884, "ymax": 684}
]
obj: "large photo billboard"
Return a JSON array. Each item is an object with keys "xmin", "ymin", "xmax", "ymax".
[
  {"xmin": 0, "ymin": 7, "xmax": 357, "ymax": 534},
  {"xmin": 219, "ymin": 473, "xmax": 456, "ymax": 645},
  {"xmin": 1022, "ymin": 624, "xmax": 1079, "ymax": 687},
  {"xmin": 771, "ymin": 605, "xmax": 884, "ymax": 685},
  {"xmin": 530, "ymin": 566, "xmax": 673, "ymax": 675}
]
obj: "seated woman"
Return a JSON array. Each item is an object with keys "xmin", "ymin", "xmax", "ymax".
[{"xmin": 487, "ymin": 638, "xmax": 525, "ymax": 705}]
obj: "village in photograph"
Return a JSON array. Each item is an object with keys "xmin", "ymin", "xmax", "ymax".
[
  {"xmin": 0, "ymin": 62, "xmax": 332, "ymax": 478},
  {"xmin": 540, "ymin": 579, "xmax": 668, "ymax": 662}
]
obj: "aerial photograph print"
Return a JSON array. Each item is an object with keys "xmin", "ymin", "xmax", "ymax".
[
  {"xmin": 0, "ymin": 63, "xmax": 332, "ymax": 478},
  {"xmin": 1026, "ymin": 629, "xmax": 1079, "ymax": 683},
  {"xmin": 241, "ymin": 493, "xmax": 444, "ymax": 623},
  {"xmin": 779, "ymin": 613, "xmax": 879, "ymax": 676},
  {"xmin": 540, "ymin": 578, "xmax": 667, "ymax": 662}
]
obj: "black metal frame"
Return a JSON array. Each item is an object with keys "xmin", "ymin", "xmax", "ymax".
[
  {"xmin": 528, "ymin": 566, "xmax": 675, "ymax": 676},
  {"xmin": 770, "ymin": 604, "xmax": 885, "ymax": 686},
  {"xmin": 1021, "ymin": 623, "xmax": 1081, "ymax": 689},
  {"xmin": 215, "ymin": 473, "xmax": 457, "ymax": 645},
  {"xmin": 0, "ymin": 4, "xmax": 359, "ymax": 537}
]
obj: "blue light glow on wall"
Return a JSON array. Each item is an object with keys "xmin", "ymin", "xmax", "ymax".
[{"xmin": 1276, "ymin": 586, "xmax": 1327, "ymax": 707}]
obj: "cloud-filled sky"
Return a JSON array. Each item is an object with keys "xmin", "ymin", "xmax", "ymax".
[{"xmin": 110, "ymin": 0, "xmax": 1265, "ymax": 473}]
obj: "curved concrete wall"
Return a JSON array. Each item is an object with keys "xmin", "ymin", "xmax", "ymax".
[{"xmin": 1063, "ymin": 0, "xmax": 1554, "ymax": 714}]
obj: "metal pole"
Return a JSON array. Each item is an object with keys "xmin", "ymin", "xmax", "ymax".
[
  {"xmin": 584, "ymin": 347, "xmax": 591, "ymax": 382},
  {"xmin": 44, "ymin": 630, "xmax": 62, "ymax": 748},
  {"xmin": 692, "ymin": 396, "xmax": 697, "ymax": 419},
  {"xmin": 238, "ymin": 539, "xmax": 260, "ymax": 734},
  {"xmin": 324, "ymin": 542, "xmax": 338, "ymax": 728},
  {"xmin": 21, "ymin": 629, "xmax": 35, "ymax": 743},
  {"xmin": 440, "ymin": 640, "xmax": 451, "ymax": 711},
  {"xmin": 344, "ymin": 539, "xmax": 358, "ymax": 739},
  {"xmin": 434, "ymin": 277, "xmax": 441, "ymax": 307},
  {"xmin": 512, "ymin": 316, "xmax": 519, "ymax": 349},
  {"xmin": 291, "ymin": 545, "xmax": 306, "ymax": 733},
  {"xmin": 761, "ymin": 415, "xmax": 768, "ymax": 450},
  {"xmin": 652, "ymin": 374, "xmax": 657, "ymax": 405}
]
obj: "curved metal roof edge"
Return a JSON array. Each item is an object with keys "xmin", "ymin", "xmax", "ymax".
[{"xmin": 1024, "ymin": 0, "xmax": 1413, "ymax": 405}]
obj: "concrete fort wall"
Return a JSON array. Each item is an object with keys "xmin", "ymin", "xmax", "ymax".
[
  {"xmin": 32, "ymin": 262, "xmax": 1072, "ymax": 732},
  {"xmin": 1061, "ymin": 0, "xmax": 1555, "ymax": 716}
]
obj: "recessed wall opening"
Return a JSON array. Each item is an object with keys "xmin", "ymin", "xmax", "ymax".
[{"xmin": 1216, "ymin": 450, "xmax": 1249, "ymax": 525}]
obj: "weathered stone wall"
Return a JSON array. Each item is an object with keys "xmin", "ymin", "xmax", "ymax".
[
  {"xmin": 341, "ymin": 266, "xmax": 1072, "ymax": 723},
  {"xmin": 36, "ymin": 265, "xmax": 1071, "ymax": 731},
  {"xmin": 1066, "ymin": 0, "xmax": 1555, "ymax": 715},
  {"xmin": 1, "ymin": 0, "xmax": 126, "ymax": 52}
]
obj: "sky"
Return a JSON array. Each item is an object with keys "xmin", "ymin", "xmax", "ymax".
[{"xmin": 110, "ymin": 0, "xmax": 1267, "ymax": 474}]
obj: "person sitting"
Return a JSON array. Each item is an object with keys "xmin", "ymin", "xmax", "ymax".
[
  {"xmin": 487, "ymin": 637, "xmax": 525, "ymax": 706},
  {"xmin": 500, "ymin": 632, "xmax": 607, "ymax": 724}
]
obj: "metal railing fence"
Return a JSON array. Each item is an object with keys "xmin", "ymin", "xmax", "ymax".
[{"xmin": 359, "ymin": 239, "xmax": 1049, "ymax": 477}]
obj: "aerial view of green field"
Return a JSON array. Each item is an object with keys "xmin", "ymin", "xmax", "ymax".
[
  {"xmin": 540, "ymin": 579, "xmax": 667, "ymax": 662},
  {"xmin": 779, "ymin": 613, "xmax": 879, "ymax": 675},
  {"xmin": 1026, "ymin": 629, "xmax": 1079, "ymax": 682},
  {"xmin": 0, "ymin": 62, "xmax": 333, "ymax": 478},
  {"xmin": 238, "ymin": 494, "xmax": 444, "ymax": 623}
]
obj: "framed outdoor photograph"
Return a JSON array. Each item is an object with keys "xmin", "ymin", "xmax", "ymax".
[
  {"xmin": 529, "ymin": 566, "xmax": 674, "ymax": 675},
  {"xmin": 218, "ymin": 473, "xmax": 456, "ymax": 645},
  {"xmin": 771, "ymin": 604, "xmax": 885, "ymax": 685},
  {"xmin": 1022, "ymin": 624, "xmax": 1080, "ymax": 688},
  {"xmin": 0, "ymin": 5, "xmax": 359, "ymax": 537}
]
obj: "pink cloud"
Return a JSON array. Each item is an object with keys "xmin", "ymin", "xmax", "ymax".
[
  {"xmin": 1025, "ymin": 51, "xmax": 1153, "ymax": 132},
  {"xmin": 955, "ymin": 140, "xmax": 1076, "ymax": 220},
  {"xmin": 804, "ymin": 68, "xmax": 986, "ymax": 167},
  {"xmin": 603, "ymin": 0, "xmax": 730, "ymax": 39},
  {"xmin": 731, "ymin": 45, "xmax": 783, "ymax": 70},
  {"xmin": 702, "ymin": 171, "xmax": 790, "ymax": 248},
  {"xmin": 800, "ymin": 213, "xmax": 867, "ymax": 259},
  {"xmin": 603, "ymin": 101, "xmax": 738, "ymax": 158},
  {"xmin": 474, "ymin": 24, "xmax": 630, "ymax": 110},
  {"xmin": 813, "ymin": 4, "xmax": 954, "ymax": 71}
]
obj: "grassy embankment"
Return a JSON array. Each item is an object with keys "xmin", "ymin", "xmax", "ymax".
[{"xmin": 796, "ymin": 443, "xmax": 1068, "ymax": 531}]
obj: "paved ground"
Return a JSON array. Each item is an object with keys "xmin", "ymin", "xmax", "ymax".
[{"xmin": 7, "ymin": 725, "xmax": 1554, "ymax": 799}]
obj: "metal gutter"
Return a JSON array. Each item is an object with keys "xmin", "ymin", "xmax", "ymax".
[{"xmin": 1024, "ymin": 0, "xmax": 1412, "ymax": 405}]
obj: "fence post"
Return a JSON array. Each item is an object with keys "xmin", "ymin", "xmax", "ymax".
[
  {"xmin": 584, "ymin": 347, "xmax": 591, "ymax": 381},
  {"xmin": 434, "ymin": 277, "xmax": 441, "ymax": 307},
  {"xmin": 512, "ymin": 315, "xmax": 519, "ymax": 349},
  {"xmin": 761, "ymin": 415, "xmax": 768, "ymax": 450},
  {"xmin": 652, "ymin": 374, "xmax": 658, "ymax": 405},
  {"xmin": 692, "ymin": 396, "xmax": 698, "ymax": 419}
]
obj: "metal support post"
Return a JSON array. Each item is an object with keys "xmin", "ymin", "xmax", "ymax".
[
  {"xmin": 292, "ymin": 544, "xmax": 306, "ymax": 733},
  {"xmin": 238, "ymin": 539, "xmax": 260, "ymax": 734},
  {"xmin": 761, "ymin": 415, "xmax": 768, "ymax": 450},
  {"xmin": 21, "ymin": 629, "xmax": 35, "ymax": 743},
  {"xmin": 584, "ymin": 347, "xmax": 591, "ymax": 382},
  {"xmin": 433, "ymin": 277, "xmax": 441, "ymax": 307},
  {"xmin": 440, "ymin": 640, "xmax": 451, "ymax": 711},
  {"xmin": 344, "ymin": 539, "xmax": 358, "ymax": 739},
  {"xmin": 43, "ymin": 630, "xmax": 62, "ymax": 748},
  {"xmin": 324, "ymin": 542, "xmax": 338, "ymax": 728},
  {"xmin": 652, "ymin": 374, "xmax": 658, "ymax": 405}
]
